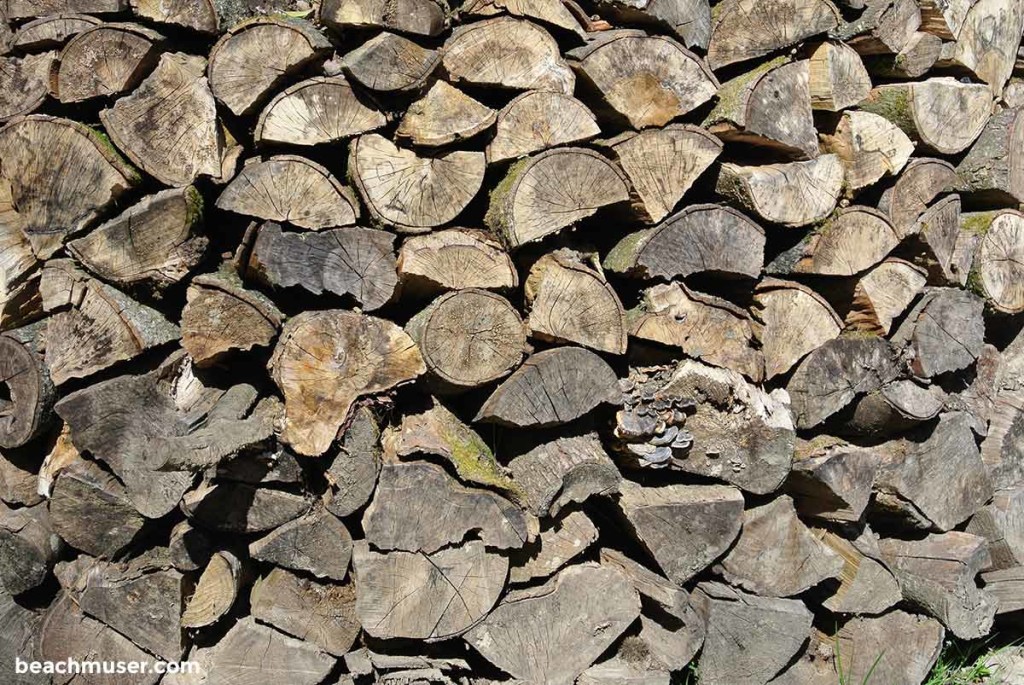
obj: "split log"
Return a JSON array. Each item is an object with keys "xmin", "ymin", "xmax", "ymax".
[
  {"xmin": 180, "ymin": 550, "xmax": 244, "ymax": 629},
  {"xmin": 715, "ymin": 155, "xmax": 845, "ymax": 228},
  {"xmin": 957, "ymin": 107, "xmax": 1024, "ymax": 205},
  {"xmin": 487, "ymin": 146, "xmax": 630, "ymax": 248},
  {"xmin": 181, "ymin": 272, "xmax": 283, "ymax": 366},
  {"xmin": 341, "ymin": 32, "xmax": 439, "ymax": 93},
  {"xmin": 36, "ymin": 425, "xmax": 78, "ymax": 500},
  {"xmin": 618, "ymin": 480, "xmax": 744, "ymax": 585},
  {"xmin": 843, "ymin": 377, "xmax": 946, "ymax": 436},
  {"xmin": 0, "ymin": 115, "xmax": 138, "ymax": 258},
  {"xmin": 509, "ymin": 509, "xmax": 597, "ymax": 583},
  {"xmin": 319, "ymin": 0, "xmax": 445, "ymax": 36},
  {"xmin": 814, "ymin": 527, "xmax": 902, "ymax": 614},
  {"xmin": 254, "ymin": 75, "xmax": 385, "ymax": 147},
  {"xmin": 0, "ymin": 502, "xmax": 60, "ymax": 595},
  {"xmin": 397, "ymin": 81, "xmax": 496, "ymax": 147},
  {"xmin": 865, "ymin": 30, "xmax": 942, "ymax": 78},
  {"xmin": 707, "ymin": 0, "xmax": 839, "ymax": 69},
  {"xmin": 270, "ymin": 310, "xmax": 424, "ymax": 456},
  {"xmin": 844, "ymin": 258, "xmax": 927, "ymax": 334},
  {"xmin": 363, "ymin": 461, "xmax": 530, "ymax": 552},
  {"xmin": 353, "ymin": 540, "xmax": 507, "ymax": 640},
  {"xmin": 859, "ymin": 77, "xmax": 993, "ymax": 155},
  {"xmin": 833, "ymin": 611, "xmax": 945, "ymax": 684},
  {"xmin": 486, "ymin": 91, "xmax": 600, "ymax": 163},
  {"xmin": 11, "ymin": 14, "xmax": 102, "ymax": 51},
  {"xmin": 466, "ymin": 564, "xmax": 640, "ymax": 685},
  {"xmin": 100, "ymin": 52, "xmax": 224, "ymax": 188},
  {"xmin": 0, "ymin": 323, "xmax": 54, "ymax": 449},
  {"xmin": 324, "ymin": 406, "xmax": 380, "ymax": 517},
  {"xmin": 0, "ymin": 52, "xmax": 53, "ymax": 122},
  {"xmin": 964, "ymin": 210, "xmax": 1024, "ymax": 314},
  {"xmin": 942, "ymin": 0, "xmax": 1024, "ymax": 95},
  {"xmin": 396, "ymin": 229, "xmax": 518, "ymax": 294},
  {"xmin": 407, "ymin": 289, "xmax": 527, "ymax": 391},
  {"xmin": 768, "ymin": 206, "xmax": 900, "ymax": 276},
  {"xmin": 879, "ymin": 531, "xmax": 998, "ymax": 639},
  {"xmin": 349, "ymin": 134, "xmax": 484, "ymax": 232},
  {"xmin": 891, "ymin": 287, "xmax": 985, "ymax": 377},
  {"xmin": 840, "ymin": 0, "xmax": 921, "ymax": 55},
  {"xmin": 249, "ymin": 508, "xmax": 352, "ymax": 581},
  {"xmin": 628, "ymin": 282, "xmax": 763, "ymax": 381},
  {"xmin": 207, "ymin": 17, "xmax": 331, "ymax": 116},
  {"xmin": 592, "ymin": 0, "xmax": 710, "ymax": 48},
  {"xmin": 131, "ymin": 0, "xmax": 219, "ymax": 32},
  {"xmin": 475, "ymin": 346, "xmax": 620, "ymax": 427},
  {"xmin": 753, "ymin": 278, "xmax": 843, "ymax": 380},
  {"xmin": 181, "ymin": 481, "xmax": 312, "ymax": 534},
  {"xmin": 0, "ymin": 195, "xmax": 41, "ymax": 329},
  {"xmin": 0, "ymin": 448, "xmax": 44, "ymax": 506},
  {"xmin": 52, "ymin": 23, "xmax": 162, "ymax": 103},
  {"xmin": 823, "ymin": 110, "xmax": 914, "ymax": 193},
  {"xmin": 787, "ymin": 438, "xmax": 877, "ymax": 522},
  {"xmin": 981, "ymin": 392, "xmax": 1024, "ymax": 490},
  {"xmin": 567, "ymin": 30, "xmax": 718, "ymax": 129},
  {"xmin": 48, "ymin": 457, "xmax": 145, "ymax": 556},
  {"xmin": 981, "ymin": 567, "xmax": 1024, "ymax": 614},
  {"xmin": 601, "ymin": 548, "xmax": 686, "ymax": 611},
  {"xmin": 250, "ymin": 568, "xmax": 358, "ymax": 657},
  {"xmin": 462, "ymin": 0, "xmax": 586, "ymax": 37},
  {"xmin": 808, "ymin": 40, "xmax": 872, "ymax": 111},
  {"xmin": 442, "ymin": 17, "xmax": 574, "ymax": 94},
  {"xmin": 605, "ymin": 204, "xmax": 765, "ymax": 280},
  {"xmin": 0, "ymin": 589, "xmax": 44, "ymax": 685},
  {"xmin": 692, "ymin": 581, "xmax": 813, "ymax": 685},
  {"xmin": 966, "ymin": 487, "xmax": 1024, "ymax": 570},
  {"xmin": 903, "ymin": 194, "xmax": 962, "ymax": 284},
  {"xmin": 247, "ymin": 222, "xmax": 396, "ymax": 311},
  {"xmin": 705, "ymin": 57, "xmax": 817, "ymax": 158},
  {"xmin": 918, "ymin": 0, "xmax": 970, "ymax": 39},
  {"xmin": 718, "ymin": 495, "xmax": 843, "ymax": 596},
  {"xmin": 877, "ymin": 157, "xmax": 958, "ymax": 236},
  {"xmin": 217, "ymin": 444, "xmax": 304, "ymax": 487}
]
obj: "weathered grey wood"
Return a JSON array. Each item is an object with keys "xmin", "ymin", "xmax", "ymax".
[
  {"xmin": 509, "ymin": 509, "xmax": 597, "ymax": 583},
  {"xmin": 890, "ymin": 288, "xmax": 985, "ymax": 378},
  {"xmin": 324, "ymin": 406, "xmax": 381, "ymax": 518},
  {"xmin": 981, "ymin": 566, "xmax": 1024, "ymax": 614},
  {"xmin": 131, "ymin": 0, "xmax": 218, "ymax": 32},
  {"xmin": 878, "ymin": 157, "xmax": 959, "ymax": 237},
  {"xmin": 249, "ymin": 508, "xmax": 352, "ymax": 581},
  {"xmin": 0, "ymin": 323, "xmax": 54, "ymax": 449},
  {"xmin": 341, "ymin": 31, "xmax": 439, "ymax": 93},
  {"xmin": 865, "ymin": 30, "xmax": 942, "ymax": 78},
  {"xmin": 843, "ymin": 378, "xmax": 946, "ymax": 437},
  {"xmin": 0, "ymin": 447, "xmax": 44, "ymax": 507},
  {"xmin": 768, "ymin": 206, "xmax": 900, "ymax": 276},
  {"xmin": 11, "ymin": 14, "xmax": 102, "ymax": 51},
  {"xmin": 181, "ymin": 481, "xmax": 312, "ymax": 534},
  {"xmin": 754, "ymin": 278, "xmax": 843, "ymax": 380},
  {"xmin": 957, "ymin": 107, "xmax": 1024, "ymax": 205},
  {"xmin": 706, "ymin": 0, "xmax": 840, "ymax": 69},
  {"xmin": 49, "ymin": 457, "xmax": 145, "ymax": 557},
  {"xmin": 397, "ymin": 81, "xmax": 496, "ymax": 147},
  {"xmin": 0, "ymin": 51, "xmax": 53, "ymax": 122},
  {"xmin": 965, "ymin": 487, "xmax": 1024, "ymax": 570},
  {"xmin": 0, "ymin": 589, "xmax": 45, "ymax": 685},
  {"xmin": 0, "ymin": 189, "xmax": 41, "ymax": 330},
  {"xmin": 834, "ymin": 610, "xmax": 945, "ymax": 685},
  {"xmin": 592, "ymin": 0, "xmax": 710, "ymax": 48},
  {"xmin": 180, "ymin": 550, "xmax": 243, "ymax": 629},
  {"xmin": 0, "ymin": 502, "xmax": 60, "ymax": 595},
  {"xmin": 981, "ymin": 391, "xmax": 1024, "ymax": 490},
  {"xmin": 182, "ymin": 272, "xmax": 283, "ymax": 367},
  {"xmin": 787, "ymin": 438, "xmax": 878, "ymax": 522},
  {"xmin": 52, "ymin": 23, "xmax": 162, "ymax": 103},
  {"xmin": 814, "ymin": 527, "xmax": 902, "ymax": 615},
  {"xmin": 716, "ymin": 156, "xmax": 845, "ymax": 228}
]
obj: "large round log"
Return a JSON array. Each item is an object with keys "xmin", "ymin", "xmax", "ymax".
[{"xmin": 965, "ymin": 210, "xmax": 1024, "ymax": 314}]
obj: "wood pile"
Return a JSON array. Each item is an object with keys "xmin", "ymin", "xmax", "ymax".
[{"xmin": 2, "ymin": 0, "xmax": 1024, "ymax": 683}]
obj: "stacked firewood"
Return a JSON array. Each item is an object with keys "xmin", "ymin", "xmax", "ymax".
[{"xmin": 2, "ymin": 0, "xmax": 1024, "ymax": 683}]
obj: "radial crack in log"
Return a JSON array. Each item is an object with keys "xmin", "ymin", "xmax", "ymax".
[
  {"xmin": 808, "ymin": 40, "xmax": 871, "ymax": 111},
  {"xmin": 48, "ymin": 458, "xmax": 145, "ymax": 557},
  {"xmin": 845, "ymin": 258, "xmax": 927, "ymax": 334},
  {"xmin": 397, "ymin": 228, "xmax": 518, "ymax": 294},
  {"xmin": 942, "ymin": 0, "xmax": 1024, "ymax": 96},
  {"xmin": 878, "ymin": 157, "xmax": 959, "ymax": 237},
  {"xmin": 814, "ymin": 527, "xmax": 902, "ymax": 614},
  {"xmin": 707, "ymin": 0, "xmax": 841, "ymax": 70},
  {"xmin": 716, "ymin": 155, "xmax": 845, "ymax": 228},
  {"xmin": 486, "ymin": 91, "xmax": 600, "ymax": 164},
  {"xmin": 11, "ymin": 14, "xmax": 102, "ymax": 51},
  {"xmin": 592, "ymin": 0, "xmax": 710, "ymax": 49},
  {"xmin": 964, "ymin": 210, "xmax": 1024, "ymax": 314},
  {"xmin": 255, "ymin": 75, "xmax": 386, "ymax": 147},
  {"xmin": 249, "ymin": 508, "xmax": 353, "ymax": 581},
  {"xmin": 754, "ymin": 278, "xmax": 843, "ymax": 380},
  {"xmin": 824, "ymin": 110, "xmax": 914, "ymax": 194}
]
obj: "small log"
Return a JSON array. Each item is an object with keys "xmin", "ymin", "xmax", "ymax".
[
  {"xmin": 864, "ymin": 30, "xmax": 942, "ymax": 78},
  {"xmin": 353, "ymin": 539, "xmax": 508, "ymax": 640},
  {"xmin": 486, "ymin": 91, "xmax": 600, "ymax": 164},
  {"xmin": 834, "ymin": 610, "xmax": 945, "ymax": 684},
  {"xmin": 859, "ymin": 77, "xmax": 993, "ymax": 155},
  {"xmin": 879, "ymin": 531, "xmax": 998, "ymax": 639},
  {"xmin": 363, "ymin": 461, "xmax": 530, "ymax": 552},
  {"xmin": 844, "ymin": 258, "xmax": 927, "ymax": 334},
  {"xmin": 605, "ymin": 204, "xmax": 765, "ymax": 280},
  {"xmin": 0, "ymin": 51, "xmax": 53, "ymax": 122},
  {"xmin": 768, "ymin": 206, "xmax": 900, "ymax": 276},
  {"xmin": 11, "ymin": 14, "xmax": 102, "ymax": 51},
  {"xmin": 254, "ymin": 75, "xmax": 385, "ymax": 147},
  {"xmin": 0, "ymin": 323, "xmax": 54, "ymax": 449},
  {"xmin": 396, "ymin": 228, "xmax": 518, "ymax": 294},
  {"xmin": 942, "ymin": 0, "xmax": 1024, "ymax": 95},
  {"xmin": 707, "ymin": 0, "xmax": 839, "ymax": 69},
  {"xmin": 981, "ymin": 392, "xmax": 1024, "ymax": 490},
  {"xmin": 36, "ymin": 424, "xmax": 78, "ymax": 499},
  {"xmin": 716, "ymin": 156, "xmax": 845, "ymax": 228},
  {"xmin": 217, "ymin": 443, "xmax": 304, "ymax": 486},
  {"xmin": 981, "ymin": 567, "xmax": 1024, "ymax": 614},
  {"xmin": 918, "ymin": 0, "xmax": 970, "ymax": 39},
  {"xmin": 567, "ymin": 30, "xmax": 718, "ymax": 129},
  {"xmin": 270, "ymin": 310, "xmax": 424, "ymax": 457},
  {"xmin": 466, "ymin": 564, "xmax": 640, "ymax": 685},
  {"xmin": 49, "ymin": 457, "xmax": 145, "ymax": 557},
  {"xmin": 902, "ymin": 194, "xmax": 962, "ymax": 284},
  {"xmin": 877, "ymin": 157, "xmax": 958, "ymax": 237},
  {"xmin": 966, "ymin": 487, "xmax": 1024, "ymax": 570},
  {"xmin": 0, "ymin": 115, "xmax": 138, "ymax": 259},
  {"xmin": 507, "ymin": 432, "xmax": 621, "ymax": 516},
  {"xmin": 324, "ymin": 406, "xmax": 380, "ymax": 518},
  {"xmin": 208, "ymin": 17, "xmax": 330, "ymax": 116},
  {"xmin": 397, "ymin": 81, "xmax": 496, "ymax": 147},
  {"xmin": 250, "ymin": 568, "xmax": 359, "ymax": 657},
  {"xmin": 808, "ymin": 40, "xmax": 871, "ymax": 111},
  {"xmin": 249, "ymin": 508, "xmax": 353, "ymax": 581},
  {"xmin": 51, "ymin": 23, "xmax": 162, "ymax": 103},
  {"xmin": 705, "ymin": 57, "xmax": 817, "ymax": 158},
  {"xmin": 349, "ymin": 134, "xmax": 485, "ymax": 232},
  {"xmin": 341, "ymin": 32, "xmax": 439, "ymax": 93},
  {"xmin": 180, "ymin": 550, "xmax": 243, "ymax": 629},
  {"xmin": 962, "ymin": 210, "xmax": 1024, "ymax": 314},
  {"xmin": 509, "ymin": 509, "xmax": 597, "ymax": 583},
  {"xmin": 692, "ymin": 581, "xmax": 813, "ymax": 685},
  {"xmin": 0, "ymin": 191, "xmax": 41, "ymax": 329},
  {"xmin": 487, "ymin": 146, "xmax": 630, "ymax": 248},
  {"xmin": 475, "ymin": 346, "xmax": 621, "ymax": 428},
  {"xmin": 787, "ymin": 438, "xmax": 877, "ymax": 522},
  {"xmin": 182, "ymin": 272, "xmax": 283, "ymax": 366},
  {"xmin": 181, "ymin": 481, "xmax": 312, "ymax": 534},
  {"xmin": 319, "ymin": 0, "xmax": 445, "ymax": 36},
  {"xmin": 753, "ymin": 278, "xmax": 843, "ymax": 380},
  {"xmin": 891, "ymin": 287, "xmax": 985, "ymax": 377},
  {"xmin": 407, "ymin": 289, "xmax": 527, "ymax": 391},
  {"xmin": 463, "ymin": 0, "xmax": 586, "ymax": 38},
  {"xmin": 814, "ymin": 527, "xmax": 902, "ymax": 614},
  {"xmin": 841, "ymin": 0, "xmax": 920, "ymax": 55},
  {"xmin": 718, "ymin": 495, "xmax": 844, "ymax": 597},
  {"xmin": 618, "ymin": 480, "xmax": 744, "ymax": 585},
  {"xmin": 0, "ymin": 502, "xmax": 60, "ymax": 595},
  {"xmin": 823, "ymin": 110, "xmax": 914, "ymax": 194},
  {"xmin": 131, "ymin": 0, "xmax": 219, "ymax": 32},
  {"xmin": 0, "ymin": 447, "xmax": 44, "ymax": 506},
  {"xmin": 592, "ymin": 0, "xmax": 710, "ymax": 48},
  {"xmin": 843, "ymin": 378, "xmax": 946, "ymax": 437},
  {"xmin": 629, "ymin": 282, "xmax": 763, "ymax": 382},
  {"xmin": 957, "ymin": 107, "xmax": 1024, "ymax": 205},
  {"xmin": 442, "ymin": 17, "xmax": 574, "ymax": 94}
]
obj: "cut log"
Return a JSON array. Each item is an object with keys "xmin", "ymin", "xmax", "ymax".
[
  {"xmin": 397, "ymin": 81, "xmax": 496, "ymax": 147},
  {"xmin": 0, "ymin": 52, "xmax": 53, "ymax": 122},
  {"xmin": 324, "ymin": 406, "xmax": 380, "ymax": 518},
  {"xmin": 466, "ymin": 564, "xmax": 640, "ymax": 685},
  {"xmin": 52, "ymin": 23, "xmax": 162, "ymax": 103},
  {"xmin": 463, "ymin": 0, "xmax": 585, "ymax": 37},
  {"xmin": 475, "ymin": 346, "xmax": 620, "ymax": 427},
  {"xmin": 692, "ymin": 581, "xmax": 813, "ymax": 685},
  {"xmin": 814, "ymin": 527, "xmax": 902, "ymax": 614},
  {"xmin": 768, "ymin": 206, "xmax": 900, "ymax": 276},
  {"xmin": 180, "ymin": 551, "xmax": 244, "ymax": 629},
  {"xmin": 181, "ymin": 481, "xmax": 312, "ymax": 534},
  {"xmin": 891, "ymin": 287, "xmax": 985, "ymax": 377},
  {"xmin": 48, "ymin": 458, "xmax": 145, "ymax": 557},
  {"xmin": 592, "ymin": 0, "xmax": 710, "ymax": 49},
  {"xmin": 840, "ymin": 0, "xmax": 921, "ymax": 55},
  {"xmin": 443, "ymin": 17, "xmax": 574, "ymax": 94},
  {"xmin": 340, "ymin": 31, "xmax": 439, "ymax": 93},
  {"xmin": 364, "ymin": 461, "xmax": 530, "ymax": 552},
  {"xmin": 600, "ymin": 548, "xmax": 687, "ymax": 612},
  {"xmin": 250, "ymin": 568, "xmax": 359, "ymax": 657},
  {"xmin": 0, "ymin": 502, "xmax": 60, "ymax": 595},
  {"xmin": 843, "ymin": 377, "xmax": 946, "ymax": 437},
  {"xmin": 957, "ymin": 107, "xmax": 1024, "ymax": 205},
  {"xmin": 36, "ymin": 424, "xmax": 78, "ymax": 499},
  {"xmin": 254, "ymin": 75, "xmax": 385, "ymax": 147},
  {"xmin": 207, "ymin": 18, "xmax": 330, "ymax": 116},
  {"xmin": 705, "ymin": 57, "xmax": 817, "ymax": 158},
  {"xmin": 509, "ymin": 509, "xmax": 597, "ymax": 583},
  {"xmin": 319, "ymin": 0, "xmax": 445, "ymax": 36},
  {"xmin": 918, "ymin": 0, "xmax": 970, "ymax": 39},
  {"xmin": 859, "ymin": 77, "xmax": 993, "ymax": 155},
  {"xmin": 844, "ymin": 258, "xmax": 928, "ymax": 334},
  {"xmin": 966, "ymin": 487, "xmax": 1024, "ymax": 570},
  {"xmin": 808, "ymin": 40, "xmax": 872, "ymax": 111},
  {"xmin": 131, "ymin": 0, "xmax": 219, "ymax": 32},
  {"xmin": 0, "ymin": 588, "xmax": 44, "ymax": 685},
  {"xmin": 605, "ymin": 204, "xmax": 765, "ymax": 280},
  {"xmin": 981, "ymin": 391, "xmax": 1024, "ymax": 490},
  {"xmin": 834, "ymin": 610, "xmax": 945, "ymax": 684},
  {"xmin": 567, "ymin": 30, "xmax": 718, "ymax": 129},
  {"xmin": 0, "ymin": 192, "xmax": 41, "ymax": 330},
  {"xmin": 823, "ymin": 110, "xmax": 914, "ymax": 194},
  {"xmin": 879, "ymin": 531, "xmax": 998, "ymax": 639},
  {"xmin": 982, "ymin": 567, "xmax": 1024, "ymax": 614},
  {"xmin": 706, "ymin": 0, "xmax": 840, "ymax": 70},
  {"xmin": 407, "ymin": 289, "xmax": 526, "ymax": 391},
  {"xmin": 487, "ymin": 146, "xmax": 630, "ymax": 248},
  {"xmin": 902, "ymin": 194, "xmax": 962, "ymax": 284},
  {"xmin": 486, "ymin": 90, "xmax": 600, "ymax": 164},
  {"xmin": 182, "ymin": 272, "xmax": 283, "ymax": 366},
  {"xmin": 270, "ymin": 310, "xmax": 425, "ymax": 457},
  {"xmin": 962, "ymin": 210, "xmax": 1024, "ymax": 314},
  {"xmin": 753, "ymin": 278, "xmax": 843, "ymax": 380},
  {"xmin": 718, "ymin": 495, "xmax": 844, "ymax": 597},
  {"xmin": 0, "ymin": 447, "xmax": 44, "ymax": 506},
  {"xmin": 865, "ymin": 30, "xmax": 942, "ymax": 77},
  {"xmin": 396, "ymin": 228, "xmax": 518, "ymax": 294},
  {"xmin": 716, "ymin": 155, "xmax": 844, "ymax": 228},
  {"xmin": 0, "ymin": 115, "xmax": 138, "ymax": 258},
  {"xmin": 618, "ymin": 480, "xmax": 744, "ymax": 585},
  {"xmin": 787, "ymin": 438, "xmax": 877, "ymax": 522},
  {"xmin": 349, "ymin": 134, "xmax": 484, "ymax": 232},
  {"xmin": 249, "ymin": 508, "xmax": 352, "ymax": 581},
  {"xmin": 247, "ymin": 222, "xmax": 397, "ymax": 311},
  {"xmin": 11, "ymin": 14, "xmax": 102, "ymax": 51},
  {"xmin": 877, "ymin": 157, "xmax": 958, "ymax": 237},
  {"xmin": 943, "ymin": 0, "xmax": 1024, "ymax": 95},
  {"xmin": 353, "ymin": 540, "xmax": 507, "ymax": 640},
  {"xmin": 0, "ymin": 323, "xmax": 54, "ymax": 449}
]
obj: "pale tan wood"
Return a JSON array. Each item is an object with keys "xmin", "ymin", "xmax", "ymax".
[
  {"xmin": 341, "ymin": 31, "xmax": 439, "ymax": 93},
  {"xmin": 808, "ymin": 40, "xmax": 871, "ymax": 110},
  {"xmin": 891, "ymin": 287, "xmax": 985, "ymax": 377},
  {"xmin": 131, "ymin": 0, "xmax": 218, "ymax": 32},
  {"xmin": 966, "ymin": 487, "xmax": 1024, "ymax": 570},
  {"xmin": 767, "ymin": 206, "xmax": 900, "ymax": 276},
  {"xmin": 918, "ymin": 0, "xmax": 971, "ymax": 39},
  {"xmin": 397, "ymin": 228, "xmax": 518, "ymax": 294},
  {"xmin": 966, "ymin": 209, "xmax": 1024, "ymax": 314},
  {"xmin": 487, "ymin": 90, "xmax": 600, "ymax": 163},
  {"xmin": 715, "ymin": 155, "xmax": 845, "ymax": 227},
  {"xmin": 182, "ymin": 272, "xmax": 283, "ymax": 366},
  {"xmin": 823, "ymin": 110, "xmax": 914, "ymax": 193},
  {"xmin": 877, "ymin": 157, "xmax": 959, "ymax": 236},
  {"xmin": 319, "ymin": 0, "xmax": 446, "ymax": 35},
  {"xmin": 254, "ymin": 75, "xmax": 386, "ymax": 147},
  {"xmin": 463, "ymin": 0, "xmax": 585, "ymax": 36},
  {"xmin": 706, "ymin": 0, "xmax": 840, "ymax": 69},
  {"xmin": 944, "ymin": 0, "xmax": 1024, "ymax": 95},
  {"xmin": 0, "ymin": 181, "xmax": 40, "ymax": 328},
  {"xmin": 814, "ymin": 527, "xmax": 901, "ymax": 614},
  {"xmin": 4, "ymin": 0, "xmax": 125, "ymax": 18},
  {"xmin": 0, "ymin": 51, "xmax": 53, "ymax": 122},
  {"xmin": 180, "ymin": 551, "xmax": 243, "ymax": 629},
  {"xmin": 865, "ymin": 30, "xmax": 942, "ymax": 77},
  {"xmin": 11, "ymin": 13, "xmax": 102, "ymax": 50},
  {"xmin": 52, "ymin": 23, "xmax": 162, "ymax": 103},
  {"xmin": 754, "ymin": 278, "xmax": 843, "ymax": 380},
  {"xmin": 845, "ymin": 258, "xmax": 927, "ymax": 333},
  {"xmin": 788, "ymin": 439, "xmax": 878, "ymax": 522},
  {"xmin": 396, "ymin": 81, "xmax": 496, "ymax": 147}
]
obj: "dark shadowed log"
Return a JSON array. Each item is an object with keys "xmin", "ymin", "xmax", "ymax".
[
  {"xmin": 877, "ymin": 157, "xmax": 958, "ymax": 237},
  {"xmin": 844, "ymin": 258, "xmax": 927, "ymax": 334},
  {"xmin": 768, "ymin": 206, "xmax": 900, "ymax": 276},
  {"xmin": 843, "ymin": 377, "xmax": 946, "ymax": 437},
  {"xmin": 957, "ymin": 108, "xmax": 1024, "ymax": 205},
  {"xmin": 254, "ymin": 75, "xmax": 386, "ymax": 147},
  {"xmin": 716, "ymin": 156, "xmax": 845, "ymax": 228},
  {"xmin": 0, "ymin": 589, "xmax": 44, "ymax": 685},
  {"xmin": 865, "ymin": 30, "xmax": 942, "ymax": 78},
  {"xmin": 981, "ymin": 391, "xmax": 1024, "ymax": 490},
  {"xmin": 940, "ymin": 0, "xmax": 1023, "ymax": 95},
  {"xmin": 823, "ymin": 110, "xmax": 913, "ymax": 194},
  {"xmin": 707, "ymin": 0, "xmax": 839, "ymax": 69},
  {"xmin": 834, "ymin": 611, "xmax": 944, "ymax": 684},
  {"xmin": 982, "ymin": 566, "xmax": 1024, "ymax": 614},
  {"xmin": 814, "ymin": 527, "xmax": 902, "ymax": 614},
  {"xmin": 0, "ymin": 448, "xmax": 44, "ymax": 506},
  {"xmin": 396, "ymin": 228, "xmax": 518, "ymax": 294},
  {"xmin": 0, "ymin": 51, "xmax": 53, "ymax": 122},
  {"xmin": 319, "ymin": 0, "xmax": 445, "ymax": 35},
  {"xmin": 249, "ymin": 508, "xmax": 352, "ymax": 581},
  {"xmin": 49, "ymin": 458, "xmax": 145, "ymax": 557},
  {"xmin": 182, "ymin": 272, "xmax": 283, "ymax": 366},
  {"xmin": 250, "ymin": 568, "xmax": 359, "ymax": 656},
  {"xmin": 486, "ymin": 91, "xmax": 600, "ymax": 163},
  {"xmin": 962, "ymin": 210, "xmax": 1024, "ymax": 314},
  {"xmin": 131, "ymin": 0, "xmax": 219, "ymax": 32},
  {"xmin": 808, "ymin": 40, "xmax": 871, "ymax": 111},
  {"xmin": 754, "ymin": 278, "xmax": 843, "ymax": 380},
  {"xmin": 11, "ymin": 14, "xmax": 102, "ymax": 51},
  {"xmin": 0, "ymin": 502, "xmax": 60, "ymax": 595},
  {"xmin": 341, "ymin": 31, "xmax": 439, "ymax": 93},
  {"xmin": 903, "ymin": 194, "xmax": 962, "ymax": 285},
  {"xmin": 52, "ymin": 23, "xmax": 162, "ymax": 103},
  {"xmin": 509, "ymin": 509, "xmax": 597, "ymax": 583},
  {"xmin": 0, "ymin": 323, "xmax": 54, "ymax": 449},
  {"xmin": 966, "ymin": 487, "xmax": 1024, "ymax": 571},
  {"xmin": 397, "ymin": 81, "xmax": 496, "ymax": 147},
  {"xmin": 180, "ymin": 550, "xmax": 243, "ymax": 629},
  {"xmin": 324, "ymin": 406, "xmax": 380, "ymax": 518},
  {"xmin": 891, "ymin": 287, "xmax": 985, "ymax": 378},
  {"xmin": 787, "ymin": 438, "xmax": 877, "ymax": 522},
  {"xmin": 181, "ymin": 481, "xmax": 312, "ymax": 534},
  {"xmin": 217, "ymin": 443, "xmax": 304, "ymax": 487}
]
